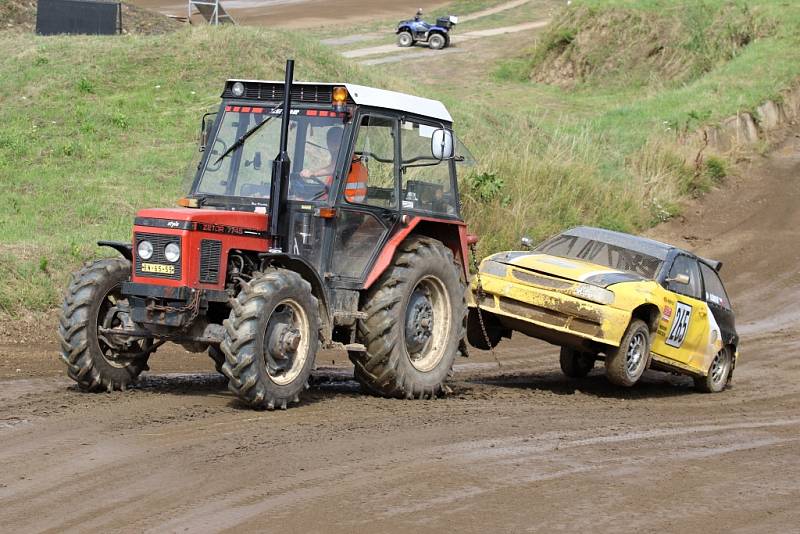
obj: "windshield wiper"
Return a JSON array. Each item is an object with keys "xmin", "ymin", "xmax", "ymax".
[{"xmin": 213, "ymin": 107, "xmax": 280, "ymax": 166}]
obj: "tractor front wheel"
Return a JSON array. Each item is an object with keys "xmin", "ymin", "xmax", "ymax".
[
  {"xmin": 58, "ymin": 258, "xmax": 150, "ymax": 392},
  {"xmin": 350, "ymin": 237, "xmax": 466, "ymax": 399},
  {"xmin": 221, "ymin": 269, "xmax": 318, "ymax": 410}
]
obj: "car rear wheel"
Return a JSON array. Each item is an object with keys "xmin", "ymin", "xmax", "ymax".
[
  {"xmin": 428, "ymin": 33, "xmax": 446, "ymax": 50},
  {"xmin": 397, "ymin": 31, "xmax": 413, "ymax": 47},
  {"xmin": 605, "ymin": 319, "xmax": 650, "ymax": 387},
  {"xmin": 694, "ymin": 346, "xmax": 732, "ymax": 393},
  {"xmin": 559, "ymin": 347, "xmax": 595, "ymax": 378}
]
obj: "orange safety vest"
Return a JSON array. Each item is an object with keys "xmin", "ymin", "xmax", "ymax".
[
  {"xmin": 322, "ymin": 158, "xmax": 368, "ymax": 203},
  {"xmin": 344, "ymin": 160, "xmax": 368, "ymax": 203}
]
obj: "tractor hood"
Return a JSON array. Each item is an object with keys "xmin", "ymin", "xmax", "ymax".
[
  {"xmin": 489, "ymin": 251, "xmax": 644, "ymax": 287},
  {"xmin": 135, "ymin": 208, "xmax": 269, "ymax": 237}
]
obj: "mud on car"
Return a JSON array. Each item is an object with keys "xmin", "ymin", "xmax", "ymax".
[{"xmin": 468, "ymin": 227, "xmax": 739, "ymax": 392}]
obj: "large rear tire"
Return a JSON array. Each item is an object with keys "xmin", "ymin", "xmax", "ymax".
[
  {"xmin": 605, "ymin": 319, "xmax": 650, "ymax": 387},
  {"xmin": 221, "ymin": 269, "xmax": 318, "ymax": 410},
  {"xmin": 694, "ymin": 346, "xmax": 732, "ymax": 393},
  {"xmin": 559, "ymin": 347, "xmax": 595, "ymax": 378},
  {"xmin": 58, "ymin": 258, "xmax": 150, "ymax": 392},
  {"xmin": 350, "ymin": 237, "xmax": 466, "ymax": 399}
]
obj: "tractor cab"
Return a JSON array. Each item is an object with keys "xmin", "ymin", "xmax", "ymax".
[{"xmin": 59, "ymin": 61, "xmax": 474, "ymax": 411}]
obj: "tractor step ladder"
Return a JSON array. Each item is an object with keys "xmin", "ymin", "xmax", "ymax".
[{"xmin": 188, "ymin": 0, "xmax": 236, "ymax": 25}]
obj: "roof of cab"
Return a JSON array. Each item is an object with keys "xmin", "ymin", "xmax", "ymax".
[{"xmin": 226, "ymin": 80, "xmax": 453, "ymax": 123}]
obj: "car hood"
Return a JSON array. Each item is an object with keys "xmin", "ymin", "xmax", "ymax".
[{"xmin": 489, "ymin": 251, "xmax": 645, "ymax": 287}]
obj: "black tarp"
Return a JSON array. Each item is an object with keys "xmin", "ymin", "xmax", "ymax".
[{"xmin": 36, "ymin": 0, "xmax": 122, "ymax": 36}]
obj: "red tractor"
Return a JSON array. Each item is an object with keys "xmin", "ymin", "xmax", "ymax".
[{"xmin": 59, "ymin": 60, "xmax": 474, "ymax": 409}]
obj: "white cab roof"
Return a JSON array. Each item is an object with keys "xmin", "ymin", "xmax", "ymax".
[{"xmin": 228, "ymin": 80, "xmax": 453, "ymax": 123}]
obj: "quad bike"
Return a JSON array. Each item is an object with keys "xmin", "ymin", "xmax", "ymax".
[
  {"xmin": 396, "ymin": 9, "xmax": 458, "ymax": 50},
  {"xmin": 58, "ymin": 60, "xmax": 475, "ymax": 410}
]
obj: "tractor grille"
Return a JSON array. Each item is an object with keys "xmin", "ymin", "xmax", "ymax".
[
  {"xmin": 134, "ymin": 233, "xmax": 182, "ymax": 280},
  {"xmin": 199, "ymin": 239, "xmax": 222, "ymax": 284},
  {"xmin": 222, "ymin": 82, "xmax": 338, "ymax": 104}
]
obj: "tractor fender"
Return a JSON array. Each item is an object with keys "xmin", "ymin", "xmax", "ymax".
[
  {"xmin": 259, "ymin": 253, "xmax": 332, "ymax": 341},
  {"xmin": 364, "ymin": 216, "xmax": 470, "ymax": 290},
  {"xmin": 98, "ymin": 240, "xmax": 132, "ymax": 261}
]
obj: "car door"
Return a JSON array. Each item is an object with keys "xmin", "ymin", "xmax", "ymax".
[{"xmin": 651, "ymin": 255, "xmax": 710, "ymax": 370}]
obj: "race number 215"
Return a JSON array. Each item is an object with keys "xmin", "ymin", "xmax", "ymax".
[{"xmin": 666, "ymin": 302, "xmax": 692, "ymax": 348}]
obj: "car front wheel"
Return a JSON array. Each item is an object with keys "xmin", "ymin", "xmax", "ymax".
[{"xmin": 605, "ymin": 319, "xmax": 650, "ymax": 387}]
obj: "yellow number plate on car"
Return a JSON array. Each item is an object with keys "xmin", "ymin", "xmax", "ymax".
[{"xmin": 141, "ymin": 263, "xmax": 175, "ymax": 274}]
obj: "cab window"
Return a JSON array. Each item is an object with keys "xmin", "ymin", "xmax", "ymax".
[
  {"xmin": 699, "ymin": 262, "xmax": 731, "ymax": 310},
  {"xmin": 667, "ymin": 255, "xmax": 703, "ymax": 299},
  {"xmin": 400, "ymin": 120, "xmax": 457, "ymax": 217},
  {"xmin": 347, "ymin": 114, "xmax": 397, "ymax": 209}
]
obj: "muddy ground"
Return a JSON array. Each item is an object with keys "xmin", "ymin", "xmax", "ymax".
[{"xmin": 2, "ymin": 129, "xmax": 799, "ymax": 531}]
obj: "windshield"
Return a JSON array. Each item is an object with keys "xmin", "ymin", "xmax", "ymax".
[
  {"xmin": 194, "ymin": 106, "xmax": 347, "ymax": 203},
  {"xmin": 536, "ymin": 233, "xmax": 663, "ymax": 279}
]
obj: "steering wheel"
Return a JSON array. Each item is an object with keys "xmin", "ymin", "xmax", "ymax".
[
  {"xmin": 206, "ymin": 138, "xmax": 228, "ymax": 172},
  {"xmin": 289, "ymin": 172, "xmax": 329, "ymax": 201}
]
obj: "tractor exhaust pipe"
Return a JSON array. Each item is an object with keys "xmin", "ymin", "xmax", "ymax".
[{"xmin": 268, "ymin": 58, "xmax": 294, "ymax": 249}]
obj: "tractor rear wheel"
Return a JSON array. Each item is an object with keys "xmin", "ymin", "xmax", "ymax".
[
  {"xmin": 58, "ymin": 258, "xmax": 150, "ymax": 392},
  {"xmin": 559, "ymin": 347, "xmax": 595, "ymax": 378},
  {"xmin": 397, "ymin": 31, "xmax": 413, "ymax": 47},
  {"xmin": 208, "ymin": 345, "xmax": 225, "ymax": 375},
  {"xmin": 429, "ymin": 33, "xmax": 446, "ymax": 50},
  {"xmin": 350, "ymin": 237, "xmax": 466, "ymax": 399},
  {"xmin": 221, "ymin": 269, "xmax": 318, "ymax": 410}
]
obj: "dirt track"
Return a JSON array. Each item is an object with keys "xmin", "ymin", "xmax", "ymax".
[{"xmin": 2, "ymin": 128, "xmax": 799, "ymax": 531}]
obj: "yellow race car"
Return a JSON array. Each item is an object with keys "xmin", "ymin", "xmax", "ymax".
[{"xmin": 467, "ymin": 227, "xmax": 738, "ymax": 392}]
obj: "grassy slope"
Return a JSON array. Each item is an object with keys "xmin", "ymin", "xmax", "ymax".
[
  {"xmin": 0, "ymin": 28, "xmax": 374, "ymax": 313},
  {"xmin": 2, "ymin": 0, "xmax": 800, "ymax": 314}
]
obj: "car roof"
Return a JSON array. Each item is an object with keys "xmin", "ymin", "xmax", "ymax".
[
  {"xmin": 226, "ymin": 79, "xmax": 453, "ymax": 123},
  {"xmin": 563, "ymin": 226, "xmax": 676, "ymax": 261}
]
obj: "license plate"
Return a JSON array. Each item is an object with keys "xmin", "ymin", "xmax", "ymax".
[{"xmin": 141, "ymin": 262, "xmax": 175, "ymax": 275}]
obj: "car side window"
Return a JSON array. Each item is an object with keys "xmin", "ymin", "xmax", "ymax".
[
  {"xmin": 667, "ymin": 255, "xmax": 703, "ymax": 300},
  {"xmin": 699, "ymin": 262, "xmax": 732, "ymax": 310}
]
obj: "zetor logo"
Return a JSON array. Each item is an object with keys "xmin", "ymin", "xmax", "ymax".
[
  {"xmin": 167, "ymin": 221, "xmax": 181, "ymax": 228},
  {"xmin": 141, "ymin": 263, "xmax": 175, "ymax": 275}
]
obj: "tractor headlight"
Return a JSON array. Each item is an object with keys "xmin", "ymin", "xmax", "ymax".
[
  {"xmin": 164, "ymin": 242, "xmax": 181, "ymax": 263},
  {"xmin": 231, "ymin": 81, "xmax": 245, "ymax": 97},
  {"xmin": 570, "ymin": 284, "xmax": 615, "ymax": 305},
  {"xmin": 137, "ymin": 240, "xmax": 153, "ymax": 261}
]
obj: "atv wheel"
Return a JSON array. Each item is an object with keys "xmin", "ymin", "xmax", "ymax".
[
  {"xmin": 221, "ymin": 269, "xmax": 318, "ymax": 410},
  {"xmin": 694, "ymin": 346, "xmax": 732, "ymax": 393},
  {"xmin": 397, "ymin": 31, "xmax": 414, "ymax": 47},
  {"xmin": 58, "ymin": 258, "xmax": 150, "ymax": 392},
  {"xmin": 466, "ymin": 307, "xmax": 504, "ymax": 350},
  {"xmin": 350, "ymin": 237, "xmax": 466, "ymax": 399},
  {"xmin": 605, "ymin": 319, "xmax": 650, "ymax": 387},
  {"xmin": 559, "ymin": 347, "xmax": 595, "ymax": 378},
  {"xmin": 428, "ymin": 33, "xmax": 446, "ymax": 50}
]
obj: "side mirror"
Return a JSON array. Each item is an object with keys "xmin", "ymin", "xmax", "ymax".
[
  {"xmin": 666, "ymin": 273, "xmax": 690, "ymax": 285},
  {"xmin": 431, "ymin": 128, "xmax": 454, "ymax": 160},
  {"xmin": 199, "ymin": 112, "xmax": 217, "ymax": 152},
  {"xmin": 521, "ymin": 236, "xmax": 534, "ymax": 249}
]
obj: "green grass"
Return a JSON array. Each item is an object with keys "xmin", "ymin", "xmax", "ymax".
[
  {"xmin": 0, "ymin": 27, "xmax": 376, "ymax": 314},
  {"xmin": 2, "ymin": 0, "xmax": 800, "ymax": 315}
]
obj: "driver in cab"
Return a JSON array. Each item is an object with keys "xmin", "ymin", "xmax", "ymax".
[{"xmin": 297, "ymin": 127, "xmax": 367, "ymax": 203}]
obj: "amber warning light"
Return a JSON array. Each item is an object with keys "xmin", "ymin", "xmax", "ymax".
[{"xmin": 332, "ymin": 86, "xmax": 348, "ymax": 110}]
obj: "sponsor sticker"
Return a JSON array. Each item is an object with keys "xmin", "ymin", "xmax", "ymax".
[
  {"xmin": 141, "ymin": 263, "xmax": 175, "ymax": 275},
  {"xmin": 661, "ymin": 304, "xmax": 673, "ymax": 321}
]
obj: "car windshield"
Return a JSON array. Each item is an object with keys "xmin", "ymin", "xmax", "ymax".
[
  {"xmin": 536, "ymin": 233, "xmax": 663, "ymax": 279},
  {"xmin": 194, "ymin": 106, "xmax": 347, "ymax": 203}
]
